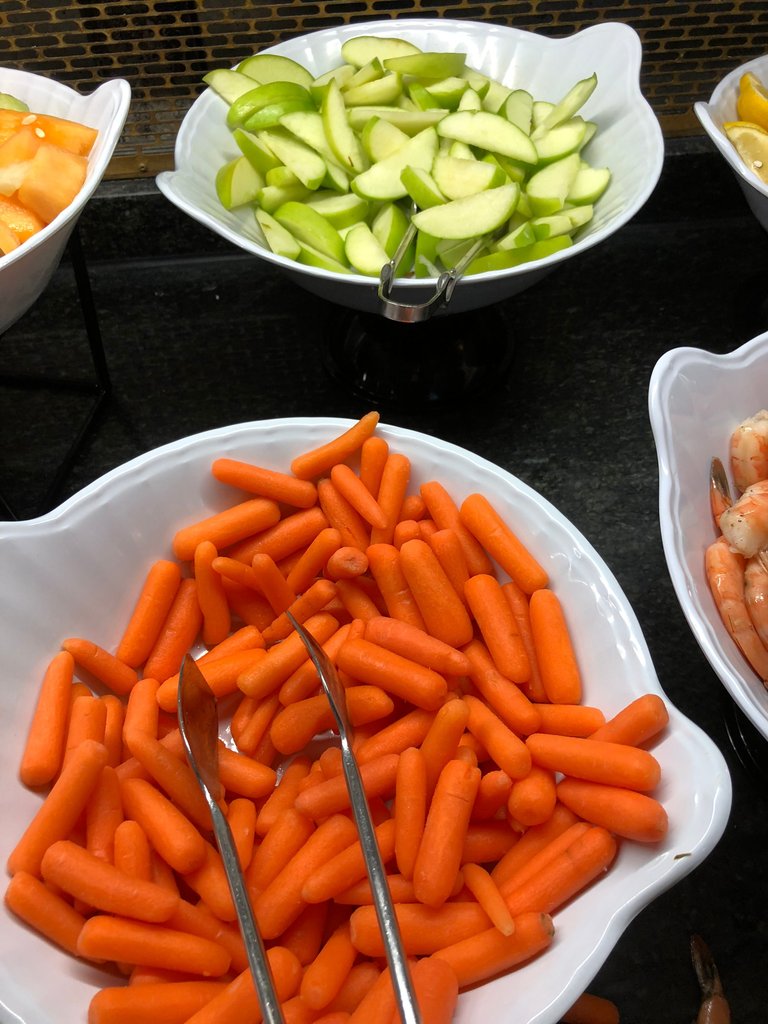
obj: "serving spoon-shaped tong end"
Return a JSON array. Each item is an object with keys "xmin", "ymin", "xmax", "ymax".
[
  {"xmin": 285, "ymin": 613, "xmax": 423, "ymax": 1024},
  {"xmin": 178, "ymin": 654, "xmax": 286, "ymax": 1024}
]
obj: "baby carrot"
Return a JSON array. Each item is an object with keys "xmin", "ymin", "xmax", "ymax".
[
  {"xmin": 460, "ymin": 493, "xmax": 549, "ymax": 593},
  {"xmin": 194, "ymin": 541, "xmax": 231, "ymax": 647},
  {"xmin": 462, "ymin": 862, "xmax": 515, "ymax": 935},
  {"xmin": 399, "ymin": 493, "xmax": 427, "ymax": 521},
  {"xmin": 366, "ymin": 543, "xmax": 426, "ymax": 630},
  {"xmin": 560, "ymin": 992, "xmax": 620, "ymax": 1024},
  {"xmin": 348, "ymin": 964, "xmax": 398, "ymax": 1024},
  {"xmin": 271, "ymin": 688, "xmax": 393, "ymax": 755},
  {"xmin": 231, "ymin": 692, "xmax": 280, "ymax": 756},
  {"xmin": 394, "ymin": 956, "xmax": 458, "ymax": 1024},
  {"xmin": 290, "ymin": 411, "xmax": 380, "ymax": 480},
  {"xmin": 157, "ymin": 648, "xmax": 267, "ymax": 711},
  {"xmin": 113, "ymin": 818, "xmax": 153, "ymax": 880},
  {"xmin": 229, "ymin": 506, "xmax": 329, "ymax": 565},
  {"xmin": 254, "ymin": 756, "xmax": 311, "ymax": 835},
  {"xmin": 300, "ymin": 922, "xmax": 358, "ymax": 1011},
  {"xmin": 501, "ymin": 580, "xmax": 547, "ymax": 702},
  {"xmin": 325, "ymin": 545, "xmax": 369, "ymax": 580},
  {"xmin": 63, "ymin": 694, "xmax": 107, "ymax": 764},
  {"xmin": 359, "ymin": 434, "xmax": 389, "ymax": 496},
  {"xmin": 472, "ymin": 769, "xmax": 513, "ymax": 820},
  {"xmin": 86, "ymin": 765, "xmax": 123, "ymax": 862},
  {"xmin": 463, "ymin": 693, "xmax": 532, "ymax": 780},
  {"xmin": 116, "ymin": 559, "xmax": 182, "ymax": 667},
  {"xmin": 394, "ymin": 745, "xmax": 427, "ymax": 880},
  {"xmin": 8, "ymin": 738, "xmax": 108, "ymax": 876},
  {"xmin": 589, "ymin": 693, "xmax": 669, "ymax": 746},
  {"xmin": 355, "ymin": 707, "xmax": 435, "ymax": 764},
  {"xmin": 88, "ymin": 981, "xmax": 229, "ymax": 1024},
  {"xmin": 123, "ymin": 732, "xmax": 212, "ymax": 832},
  {"xmin": 498, "ymin": 822, "xmax": 591, "ymax": 897},
  {"xmin": 142, "ymin": 578, "xmax": 203, "ymax": 685},
  {"xmin": 465, "ymin": 573, "xmax": 530, "ymax": 683},
  {"xmin": 318, "ymin": 478, "xmax": 371, "ymax": 550},
  {"xmin": 238, "ymin": 612, "xmax": 339, "ymax": 699},
  {"xmin": 432, "ymin": 911, "xmax": 554, "ymax": 988},
  {"xmin": 331, "ymin": 462, "xmax": 387, "ymax": 529},
  {"xmin": 420, "ymin": 480, "xmax": 493, "ymax": 577},
  {"xmin": 183, "ymin": 842, "xmax": 237, "ymax": 922},
  {"xmin": 123, "ymin": 675, "xmax": 161, "ymax": 746},
  {"xmin": 172, "ymin": 497, "xmax": 281, "ymax": 562},
  {"xmin": 393, "ymin": 519, "xmax": 422, "ymax": 547},
  {"xmin": 250, "ymin": 552, "xmax": 297, "ymax": 615},
  {"xmin": 183, "ymin": 946, "xmax": 302, "ymax": 1023},
  {"xmin": 335, "ymin": 578, "xmax": 382, "ymax": 621},
  {"xmin": 420, "ymin": 698, "xmax": 470, "ymax": 794},
  {"xmin": 227, "ymin": 797, "xmax": 257, "ymax": 869},
  {"xmin": 528, "ymin": 587, "xmax": 582, "ymax": 704},
  {"xmin": 77, "ymin": 914, "xmax": 232, "ymax": 975},
  {"xmin": 285, "ymin": 527, "xmax": 343, "ymax": 593},
  {"xmin": 525, "ymin": 733, "xmax": 661, "ymax": 792},
  {"xmin": 253, "ymin": 813, "xmax": 359, "ymax": 939},
  {"xmin": 294, "ymin": 753, "xmax": 400, "ymax": 821},
  {"xmin": 62, "ymin": 637, "xmax": 138, "ymax": 696},
  {"xmin": 278, "ymin": 621, "xmax": 350, "ymax": 705},
  {"xmin": 413, "ymin": 758, "xmax": 481, "ymax": 908},
  {"xmin": 40, "ymin": 839, "xmax": 179, "ymax": 921},
  {"xmin": 101, "ymin": 694, "xmax": 125, "ymax": 768},
  {"xmin": 211, "ymin": 457, "xmax": 318, "ymax": 508},
  {"xmin": 247, "ymin": 807, "xmax": 315, "ymax": 894},
  {"xmin": 19, "ymin": 650, "xmax": 75, "ymax": 787},
  {"xmin": 399, "ymin": 538, "xmax": 474, "ymax": 649},
  {"xmin": 337, "ymin": 637, "xmax": 448, "ymax": 711},
  {"xmin": 369, "ymin": 452, "xmax": 411, "ymax": 546},
  {"xmin": 507, "ymin": 765, "xmax": 558, "ymax": 828},
  {"xmin": 119, "ymin": 776, "xmax": 208, "ymax": 874},
  {"xmin": 221, "ymin": 579, "xmax": 275, "ymax": 630},
  {"xmin": 557, "ymin": 777, "xmax": 669, "ymax": 843},
  {"xmin": 301, "ymin": 818, "xmax": 396, "ymax": 904},
  {"xmin": 264, "ymin": 579, "xmax": 340, "ymax": 647},
  {"xmin": 364, "ymin": 616, "xmax": 471, "ymax": 676},
  {"xmin": 534, "ymin": 703, "xmax": 606, "ymax": 738},
  {"xmin": 5, "ymin": 870, "xmax": 86, "ymax": 956},
  {"xmin": 491, "ymin": 802, "xmax": 579, "ymax": 888},
  {"xmin": 350, "ymin": 901, "xmax": 490, "ymax": 957},
  {"xmin": 217, "ymin": 741, "xmax": 277, "ymax": 799},
  {"xmin": 427, "ymin": 528, "xmax": 471, "ymax": 605},
  {"xmin": 462, "ymin": 820, "xmax": 520, "ymax": 865}
]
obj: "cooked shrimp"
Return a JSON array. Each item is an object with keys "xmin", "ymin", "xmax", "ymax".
[
  {"xmin": 729, "ymin": 408, "xmax": 768, "ymax": 493},
  {"xmin": 709, "ymin": 457, "xmax": 731, "ymax": 527},
  {"xmin": 691, "ymin": 934, "xmax": 730, "ymax": 1024},
  {"xmin": 705, "ymin": 536, "xmax": 768, "ymax": 682},
  {"xmin": 745, "ymin": 553, "xmax": 768, "ymax": 649},
  {"xmin": 718, "ymin": 477, "xmax": 768, "ymax": 558}
]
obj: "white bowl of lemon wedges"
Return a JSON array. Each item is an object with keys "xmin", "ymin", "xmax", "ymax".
[{"xmin": 694, "ymin": 55, "xmax": 768, "ymax": 233}]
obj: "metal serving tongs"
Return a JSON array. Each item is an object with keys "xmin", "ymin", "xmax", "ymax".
[
  {"xmin": 178, "ymin": 654, "xmax": 286, "ymax": 1024},
  {"xmin": 286, "ymin": 612, "xmax": 423, "ymax": 1024},
  {"xmin": 377, "ymin": 208, "xmax": 487, "ymax": 323}
]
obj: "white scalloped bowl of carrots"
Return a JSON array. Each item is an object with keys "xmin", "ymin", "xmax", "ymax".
[
  {"xmin": 0, "ymin": 415, "xmax": 730, "ymax": 1024},
  {"xmin": 0, "ymin": 67, "xmax": 131, "ymax": 335}
]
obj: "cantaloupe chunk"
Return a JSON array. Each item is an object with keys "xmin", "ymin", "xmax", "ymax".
[
  {"xmin": 0, "ymin": 218, "xmax": 21, "ymax": 254},
  {"xmin": 17, "ymin": 142, "xmax": 88, "ymax": 224},
  {"xmin": 0, "ymin": 109, "xmax": 98, "ymax": 155},
  {"xmin": 0, "ymin": 193, "xmax": 45, "ymax": 242},
  {"xmin": 0, "ymin": 127, "xmax": 45, "ymax": 195}
]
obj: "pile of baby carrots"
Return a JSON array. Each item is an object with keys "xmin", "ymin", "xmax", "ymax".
[{"xmin": 5, "ymin": 411, "xmax": 670, "ymax": 1024}]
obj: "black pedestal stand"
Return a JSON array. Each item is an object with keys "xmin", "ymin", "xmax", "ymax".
[
  {"xmin": 0, "ymin": 227, "xmax": 111, "ymax": 520},
  {"xmin": 722, "ymin": 693, "xmax": 768, "ymax": 783}
]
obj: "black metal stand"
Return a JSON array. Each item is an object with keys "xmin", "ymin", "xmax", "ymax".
[
  {"xmin": 722, "ymin": 692, "xmax": 768, "ymax": 784},
  {"xmin": 0, "ymin": 226, "xmax": 111, "ymax": 520}
]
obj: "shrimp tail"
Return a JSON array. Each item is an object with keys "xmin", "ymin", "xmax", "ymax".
[{"xmin": 691, "ymin": 934, "xmax": 731, "ymax": 1024}]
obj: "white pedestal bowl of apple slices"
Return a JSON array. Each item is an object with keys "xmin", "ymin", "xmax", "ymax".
[{"xmin": 157, "ymin": 19, "xmax": 664, "ymax": 316}]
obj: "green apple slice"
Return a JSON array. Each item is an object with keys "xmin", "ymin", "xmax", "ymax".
[
  {"xmin": 531, "ymin": 73, "xmax": 597, "ymax": 139},
  {"xmin": 351, "ymin": 127, "xmax": 438, "ymax": 202},
  {"xmin": 258, "ymin": 127, "xmax": 327, "ymax": 190},
  {"xmin": 502, "ymin": 90, "xmax": 533, "ymax": 135},
  {"xmin": 215, "ymin": 155, "xmax": 264, "ymax": 210},
  {"xmin": 432, "ymin": 154, "xmax": 507, "ymax": 200},
  {"xmin": 460, "ymin": 69, "xmax": 491, "ymax": 100},
  {"xmin": 203, "ymin": 68, "xmax": 261, "ymax": 105},
  {"xmin": 344, "ymin": 222, "xmax": 390, "ymax": 276},
  {"xmin": 346, "ymin": 106, "xmax": 447, "ymax": 135},
  {"xmin": 414, "ymin": 230, "xmax": 441, "ymax": 277},
  {"xmin": 341, "ymin": 35, "xmax": 422, "ymax": 69},
  {"xmin": 278, "ymin": 110, "xmax": 351, "ymax": 186},
  {"xmin": 0, "ymin": 92, "xmax": 28, "ymax": 112},
  {"xmin": 436, "ymin": 110, "xmax": 538, "ymax": 165},
  {"xmin": 408, "ymin": 82, "xmax": 442, "ymax": 111},
  {"xmin": 424, "ymin": 76, "xmax": 468, "ymax": 110},
  {"xmin": 448, "ymin": 140, "xmax": 475, "ymax": 160},
  {"xmin": 466, "ymin": 235, "xmax": 572, "ymax": 274},
  {"xmin": 492, "ymin": 220, "xmax": 536, "ymax": 251},
  {"xmin": 310, "ymin": 64, "xmax": 355, "ymax": 105},
  {"xmin": 233, "ymin": 128, "xmax": 282, "ymax": 175},
  {"xmin": 483, "ymin": 152, "xmax": 526, "ymax": 185},
  {"xmin": 297, "ymin": 241, "xmax": 352, "ymax": 274},
  {"xmin": 343, "ymin": 58, "xmax": 386, "ymax": 91},
  {"xmin": 400, "ymin": 165, "xmax": 446, "ymax": 209},
  {"xmin": 237, "ymin": 53, "xmax": 314, "ymax": 89},
  {"xmin": 322, "ymin": 79, "xmax": 367, "ymax": 175},
  {"xmin": 458, "ymin": 88, "xmax": 483, "ymax": 112},
  {"xmin": 530, "ymin": 213, "xmax": 573, "ymax": 240},
  {"xmin": 305, "ymin": 192, "xmax": 369, "ymax": 228},
  {"xmin": 533, "ymin": 118, "xmax": 589, "ymax": 164},
  {"xmin": 410, "ymin": 183, "xmax": 520, "ymax": 239},
  {"xmin": 256, "ymin": 182, "xmax": 311, "ymax": 214},
  {"xmin": 562, "ymin": 203, "xmax": 594, "ymax": 230},
  {"xmin": 371, "ymin": 202, "xmax": 410, "ymax": 258},
  {"xmin": 344, "ymin": 73, "xmax": 403, "ymax": 107},
  {"xmin": 265, "ymin": 165, "xmax": 301, "ymax": 188},
  {"xmin": 255, "ymin": 208, "xmax": 301, "ymax": 259},
  {"xmin": 361, "ymin": 116, "xmax": 410, "ymax": 162},
  {"xmin": 383, "ymin": 51, "xmax": 467, "ymax": 80},
  {"xmin": 532, "ymin": 100, "xmax": 554, "ymax": 129},
  {"xmin": 481, "ymin": 79, "xmax": 512, "ymax": 114},
  {"xmin": 227, "ymin": 81, "xmax": 314, "ymax": 129},
  {"xmin": 273, "ymin": 200, "xmax": 347, "ymax": 263},
  {"xmin": 525, "ymin": 153, "xmax": 581, "ymax": 215},
  {"xmin": 566, "ymin": 164, "xmax": 611, "ymax": 204}
]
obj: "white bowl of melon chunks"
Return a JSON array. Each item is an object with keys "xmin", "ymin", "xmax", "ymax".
[
  {"xmin": 0, "ymin": 68, "xmax": 130, "ymax": 335},
  {"xmin": 157, "ymin": 19, "xmax": 664, "ymax": 315}
]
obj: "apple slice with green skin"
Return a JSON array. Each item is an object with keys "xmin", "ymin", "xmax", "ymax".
[
  {"xmin": 258, "ymin": 127, "xmax": 327, "ymax": 190},
  {"xmin": 233, "ymin": 128, "xmax": 282, "ymax": 175},
  {"xmin": 432, "ymin": 154, "xmax": 507, "ymax": 200},
  {"xmin": 424, "ymin": 77, "xmax": 468, "ymax": 110},
  {"xmin": 466, "ymin": 234, "xmax": 572, "ymax": 274},
  {"xmin": 344, "ymin": 73, "xmax": 403, "ymax": 108},
  {"xmin": 344, "ymin": 222, "xmax": 390, "ymax": 276},
  {"xmin": 341, "ymin": 35, "xmax": 422, "ymax": 69},
  {"xmin": 256, "ymin": 181, "xmax": 311, "ymax": 214},
  {"xmin": 273, "ymin": 200, "xmax": 347, "ymax": 264},
  {"xmin": 408, "ymin": 82, "xmax": 442, "ymax": 111},
  {"xmin": 414, "ymin": 230, "xmax": 441, "ymax": 277},
  {"xmin": 566, "ymin": 165, "xmax": 611, "ymax": 204},
  {"xmin": 343, "ymin": 58, "xmax": 385, "ymax": 91},
  {"xmin": 410, "ymin": 183, "xmax": 520, "ymax": 239},
  {"xmin": 237, "ymin": 53, "xmax": 314, "ymax": 89},
  {"xmin": 481, "ymin": 79, "xmax": 512, "ymax": 114},
  {"xmin": 351, "ymin": 126, "xmax": 438, "ymax": 202},
  {"xmin": 562, "ymin": 203, "xmax": 594, "ymax": 230},
  {"xmin": 400, "ymin": 165, "xmax": 446, "ymax": 209},
  {"xmin": 346, "ymin": 106, "xmax": 448, "ymax": 135},
  {"xmin": 203, "ymin": 68, "xmax": 261, "ymax": 105},
  {"xmin": 436, "ymin": 236, "xmax": 480, "ymax": 267},
  {"xmin": 361, "ymin": 116, "xmax": 410, "ymax": 162},
  {"xmin": 531, "ymin": 73, "xmax": 597, "ymax": 139},
  {"xmin": 371, "ymin": 202, "xmax": 409, "ymax": 257},
  {"xmin": 255, "ymin": 208, "xmax": 301, "ymax": 259},
  {"xmin": 532, "ymin": 100, "xmax": 554, "ymax": 130},
  {"xmin": 215, "ymin": 155, "xmax": 264, "ymax": 210},
  {"xmin": 448, "ymin": 140, "xmax": 475, "ymax": 160},
  {"xmin": 525, "ymin": 152, "xmax": 581, "ymax": 215},
  {"xmin": 383, "ymin": 51, "xmax": 467, "ymax": 79},
  {"xmin": 0, "ymin": 92, "xmax": 28, "ymax": 112},
  {"xmin": 530, "ymin": 213, "xmax": 573, "ymax": 240},
  {"xmin": 460, "ymin": 69, "xmax": 491, "ymax": 100},
  {"xmin": 310, "ymin": 65, "xmax": 355, "ymax": 105},
  {"xmin": 533, "ymin": 118, "xmax": 589, "ymax": 164},
  {"xmin": 322, "ymin": 79, "xmax": 367, "ymax": 175},
  {"xmin": 458, "ymin": 88, "xmax": 483, "ymax": 112},
  {"xmin": 436, "ymin": 111, "xmax": 538, "ymax": 165},
  {"xmin": 265, "ymin": 165, "xmax": 301, "ymax": 188},
  {"xmin": 226, "ymin": 82, "xmax": 314, "ymax": 130},
  {"xmin": 492, "ymin": 220, "xmax": 536, "ymax": 251},
  {"xmin": 483, "ymin": 152, "xmax": 526, "ymax": 185},
  {"xmin": 306, "ymin": 192, "xmax": 369, "ymax": 228},
  {"xmin": 278, "ymin": 110, "xmax": 351, "ymax": 191},
  {"xmin": 297, "ymin": 241, "xmax": 352, "ymax": 274},
  {"xmin": 503, "ymin": 90, "xmax": 533, "ymax": 135}
]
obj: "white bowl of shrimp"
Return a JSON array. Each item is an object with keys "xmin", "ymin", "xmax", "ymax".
[{"xmin": 649, "ymin": 329, "xmax": 768, "ymax": 741}]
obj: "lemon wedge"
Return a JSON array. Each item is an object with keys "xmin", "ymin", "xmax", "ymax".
[
  {"xmin": 737, "ymin": 71, "xmax": 768, "ymax": 132},
  {"xmin": 723, "ymin": 120, "xmax": 768, "ymax": 184}
]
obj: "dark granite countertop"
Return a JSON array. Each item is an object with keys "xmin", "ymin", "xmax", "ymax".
[{"xmin": 2, "ymin": 139, "xmax": 768, "ymax": 1021}]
